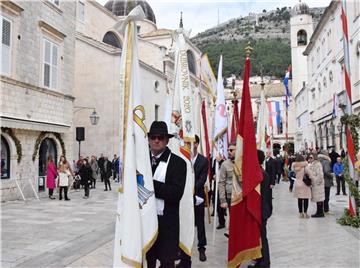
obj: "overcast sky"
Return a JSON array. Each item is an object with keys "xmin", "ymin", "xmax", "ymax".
[{"xmin": 96, "ymin": 0, "xmax": 331, "ymax": 37}]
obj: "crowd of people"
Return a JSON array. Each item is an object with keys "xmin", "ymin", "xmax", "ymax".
[
  {"xmin": 45, "ymin": 153, "xmax": 121, "ymax": 200},
  {"xmin": 44, "ymin": 120, "xmax": 360, "ymax": 268}
]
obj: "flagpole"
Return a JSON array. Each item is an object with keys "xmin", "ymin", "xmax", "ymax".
[
  {"xmin": 341, "ymin": 0, "xmax": 357, "ymax": 215},
  {"xmin": 212, "ymin": 160, "xmax": 220, "ymax": 245}
]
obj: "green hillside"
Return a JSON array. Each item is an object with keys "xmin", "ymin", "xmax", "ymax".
[{"xmin": 197, "ymin": 38, "xmax": 291, "ymax": 78}]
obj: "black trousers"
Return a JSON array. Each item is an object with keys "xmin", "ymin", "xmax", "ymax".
[
  {"xmin": 59, "ymin": 186, "xmax": 69, "ymax": 200},
  {"xmin": 195, "ymin": 203, "xmax": 207, "ymax": 251},
  {"xmin": 298, "ymin": 198, "xmax": 309, "ymax": 213},
  {"xmin": 104, "ymin": 177, "xmax": 111, "ymax": 190},
  {"xmin": 276, "ymin": 173, "xmax": 281, "ymax": 183},
  {"xmin": 336, "ymin": 176, "xmax": 346, "ymax": 194},
  {"xmin": 315, "ymin": 201, "xmax": 324, "ymax": 215},
  {"xmin": 324, "ymin": 187, "xmax": 331, "ymax": 212},
  {"xmin": 256, "ymin": 219, "xmax": 270, "ymax": 268},
  {"xmin": 218, "ymin": 197, "xmax": 230, "ymax": 226},
  {"xmin": 84, "ymin": 184, "xmax": 90, "ymax": 197},
  {"xmin": 49, "ymin": 188, "xmax": 54, "ymax": 196},
  {"xmin": 146, "ymin": 252, "xmax": 175, "ymax": 268}
]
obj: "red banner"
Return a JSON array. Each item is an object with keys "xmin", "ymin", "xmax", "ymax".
[{"xmin": 228, "ymin": 57, "xmax": 263, "ymax": 268}]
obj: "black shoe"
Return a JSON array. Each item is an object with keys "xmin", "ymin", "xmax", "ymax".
[
  {"xmin": 109, "ymin": 188, "xmax": 112, "ymax": 191},
  {"xmin": 49, "ymin": 196, "xmax": 55, "ymax": 200},
  {"xmin": 104, "ymin": 189, "xmax": 108, "ymax": 191},
  {"xmin": 216, "ymin": 224, "xmax": 225, "ymax": 230},
  {"xmin": 65, "ymin": 198, "xmax": 71, "ymax": 201},
  {"xmin": 224, "ymin": 233, "xmax": 229, "ymax": 238},
  {"xmin": 336, "ymin": 193, "xmax": 340, "ymax": 195},
  {"xmin": 199, "ymin": 251, "xmax": 206, "ymax": 262},
  {"xmin": 311, "ymin": 213, "xmax": 324, "ymax": 218},
  {"xmin": 210, "ymin": 211, "xmax": 214, "ymax": 217},
  {"xmin": 343, "ymin": 193, "xmax": 347, "ymax": 196},
  {"xmin": 59, "ymin": 197, "xmax": 62, "ymax": 200}
]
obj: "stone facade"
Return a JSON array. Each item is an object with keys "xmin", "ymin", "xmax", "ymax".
[
  {"xmin": 0, "ymin": 0, "xmax": 76, "ymax": 201},
  {"xmin": 73, "ymin": 0, "xmax": 214, "ymax": 159}
]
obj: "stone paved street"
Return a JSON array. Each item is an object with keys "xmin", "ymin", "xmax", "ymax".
[{"xmin": 1, "ymin": 180, "xmax": 359, "ymax": 268}]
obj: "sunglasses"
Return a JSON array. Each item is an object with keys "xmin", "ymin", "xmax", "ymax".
[
  {"xmin": 228, "ymin": 149, "xmax": 235, "ymax": 152},
  {"xmin": 149, "ymin": 135, "xmax": 166, "ymax": 141}
]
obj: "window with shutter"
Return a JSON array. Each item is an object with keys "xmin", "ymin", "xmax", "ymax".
[
  {"xmin": 1, "ymin": 17, "xmax": 11, "ymax": 76},
  {"xmin": 43, "ymin": 38, "xmax": 59, "ymax": 89}
]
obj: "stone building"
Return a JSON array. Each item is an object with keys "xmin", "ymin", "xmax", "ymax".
[
  {"xmin": 291, "ymin": 0, "xmax": 360, "ymax": 152},
  {"xmin": 0, "ymin": 0, "xmax": 76, "ymax": 201},
  {"xmin": 73, "ymin": 0, "xmax": 214, "ymax": 159}
]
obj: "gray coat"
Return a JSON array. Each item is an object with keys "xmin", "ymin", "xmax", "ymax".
[
  {"xmin": 309, "ymin": 161, "xmax": 325, "ymax": 202},
  {"xmin": 318, "ymin": 154, "xmax": 334, "ymax": 187}
]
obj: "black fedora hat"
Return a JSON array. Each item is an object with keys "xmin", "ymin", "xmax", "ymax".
[{"xmin": 148, "ymin": 121, "xmax": 174, "ymax": 138}]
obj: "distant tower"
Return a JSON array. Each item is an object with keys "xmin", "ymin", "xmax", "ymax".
[{"xmin": 290, "ymin": 0, "xmax": 313, "ymax": 97}]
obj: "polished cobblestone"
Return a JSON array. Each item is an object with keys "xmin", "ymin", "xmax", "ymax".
[{"xmin": 1, "ymin": 180, "xmax": 359, "ymax": 267}]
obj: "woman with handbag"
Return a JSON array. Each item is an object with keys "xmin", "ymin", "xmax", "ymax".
[
  {"xmin": 308, "ymin": 153, "xmax": 325, "ymax": 218},
  {"xmin": 46, "ymin": 155, "xmax": 57, "ymax": 199},
  {"xmin": 291, "ymin": 154, "xmax": 312, "ymax": 218},
  {"xmin": 58, "ymin": 155, "xmax": 73, "ymax": 201}
]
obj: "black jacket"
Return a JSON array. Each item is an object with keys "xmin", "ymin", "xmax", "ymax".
[
  {"xmin": 261, "ymin": 169, "xmax": 272, "ymax": 220},
  {"xmin": 265, "ymin": 157, "xmax": 276, "ymax": 186},
  {"xmin": 149, "ymin": 147, "xmax": 186, "ymax": 262},
  {"xmin": 79, "ymin": 164, "xmax": 92, "ymax": 186},
  {"xmin": 194, "ymin": 153, "xmax": 208, "ymax": 199},
  {"xmin": 102, "ymin": 160, "xmax": 113, "ymax": 179}
]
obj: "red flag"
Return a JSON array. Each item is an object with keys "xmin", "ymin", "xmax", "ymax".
[
  {"xmin": 230, "ymin": 100, "xmax": 240, "ymax": 144},
  {"xmin": 201, "ymin": 100, "xmax": 213, "ymax": 183},
  {"xmin": 228, "ymin": 57, "xmax": 263, "ymax": 267}
]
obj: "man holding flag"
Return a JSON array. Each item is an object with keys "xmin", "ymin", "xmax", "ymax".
[{"xmin": 146, "ymin": 121, "xmax": 187, "ymax": 268}]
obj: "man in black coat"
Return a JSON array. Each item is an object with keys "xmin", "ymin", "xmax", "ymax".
[
  {"xmin": 177, "ymin": 135, "xmax": 208, "ymax": 267},
  {"xmin": 248, "ymin": 150, "xmax": 272, "ymax": 268},
  {"xmin": 146, "ymin": 121, "xmax": 187, "ymax": 268},
  {"xmin": 265, "ymin": 150, "xmax": 276, "ymax": 187},
  {"xmin": 329, "ymin": 148, "xmax": 340, "ymax": 169}
]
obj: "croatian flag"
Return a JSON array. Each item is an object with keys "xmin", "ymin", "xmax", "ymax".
[
  {"xmin": 267, "ymin": 101, "xmax": 281, "ymax": 135},
  {"xmin": 283, "ymin": 66, "xmax": 291, "ymax": 108},
  {"xmin": 332, "ymin": 93, "xmax": 338, "ymax": 118}
]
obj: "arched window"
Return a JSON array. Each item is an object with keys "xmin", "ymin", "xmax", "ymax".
[
  {"xmin": 102, "ymin": 32, "xmax": 122, "ymax": 48},
  {"xmin": 297, "ymin": 30, "xmax": 307, "ymax": 46},
  {"xmin": 1, "ymin": 136, "xmax": 10, "ymax": 179},
  {"xmin": 38, "ymin": 138, "xmax": 57, "ymax": 177},
  {"xmin": 187, "ymin": 50, "xmax": 196, "ymax": 75}
]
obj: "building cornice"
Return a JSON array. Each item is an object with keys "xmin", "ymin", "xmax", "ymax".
[
  {"xmin": 1, "ymin": 76, "xmax": 75, "ymax": 101},
  {"xmin": 0, "ymin": 1, "xmax": 24, "ymax": 16},
  {"xmin": 39, "ymin": 20, "xmax": 66, "ymax": 41},
  {"xmin": 303, "ymin": 1, "xmax": 339, "ymax": 56},
  {"xmin": 76, "ymin": 32, "xmax": 121, "ymax": 55}
]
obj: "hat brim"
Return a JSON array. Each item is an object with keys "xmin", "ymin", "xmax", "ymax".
[{"xmin": 147, "ymin": 132, "xmax": 174, "ymax": 138}]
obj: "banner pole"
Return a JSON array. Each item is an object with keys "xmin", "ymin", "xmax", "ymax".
[{"xmin": 212, "ymin": 160, "xmax": 220, "ymax": 245}]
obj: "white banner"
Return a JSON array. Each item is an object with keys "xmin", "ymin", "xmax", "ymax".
[{"xmin": 113, "ymin": 6, "xmax": 158, "ymax": 268}]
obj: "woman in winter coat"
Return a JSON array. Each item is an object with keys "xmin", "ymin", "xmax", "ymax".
[
  {"xmin": 90, "ymin": 156, "xmax": 98, "ymax": 189},
  {"xmin": 46, "ymin": 155, "xmax": 57, "ymax": 199},
  {"xmin": 307, "ymin": 153, "xmax": 325, "ymax": 217},
  {"xmin": 58, "ymin": 155, "xmax": 73, "ymax": 201},
  {"xmin": 79, "ymin": 158, "xmax": 92, "ymax": 198},
  {"xmin": 292, "ymin": 154, "xmax": 312, "ymax": 218}
]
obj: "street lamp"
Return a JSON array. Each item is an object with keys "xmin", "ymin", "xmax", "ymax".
[{"xmin": 74, "ymin": 106, "xmax": 100, "ymax": 125}]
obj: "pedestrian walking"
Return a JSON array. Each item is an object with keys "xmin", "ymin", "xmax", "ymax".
[
  {"xmin": 79, "ymin": 158, "xmax": 92, "ymax": 198},
  {"xmin": 318, "ymin": 150, "xmax": 333, "ymax": 214},
  {"xmin": 98, "ymin": 153, "xmax": 105, "ymax": 182},
  {"xmin": 58, "ymin": 155, "xmax": 73, "ymax": 201},
  {"xmin": 275, "ymin": 154, "xmax": 283, "ymax": 184},
  {"xmin": 112, "ymin": 154, "xmax": 119, "ymax": 182},
  {"xmin": 329, "ymin": 148, "xmax": 340, "ymax": 169},
  {"xmin": 90, "ymin": 156, "xmax": 98, "ymax": 188},
  {"xmin": 102, "ymin": 156, "xmax": 112, "ymax": 191},
  {"xmin": 307, "ymin": 153, "xmax": 325, "ymax": 218},
  {"xmin": 46, "ymin": 155, "xmax": 57, "ymax": 200},
  {"xmin": 145, "ymin": 121, "xmax": 186, "ymax": 268},
  {"xmin": 177, "ymin": 135, "xmax": 208, "ymax": 267},
  {"xmin": 333, "ymin": 157, "xmax": 346, "ymax": 195},
  {"xmin": 292, "ymin": 154, "xmax": 312, "ymax": 218}
]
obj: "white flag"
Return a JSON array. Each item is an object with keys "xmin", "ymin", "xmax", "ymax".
[
  {"xmin": 256, "ymin": 88, "xmax": 268, "ymax": 151},
  {"xmin": 213, "ymin": 55, "xmax": 228, "ymax": 159},
  {"xmin": 113, "ymin": 6, "xmax": 158, "ymax": 268},
  {"xmin": 200, "ymin": 53, "xmax": 217, "ymax": 97},
  {"xmin": 170, "ymin": 29, "xmax": 195, "ymax": 257}
]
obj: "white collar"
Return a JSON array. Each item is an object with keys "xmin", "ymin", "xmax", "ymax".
[{"xmin": 151, "ymin": 151, "xmax": 164, "ymax": 159}]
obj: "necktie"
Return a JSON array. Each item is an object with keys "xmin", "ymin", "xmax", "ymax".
[{"xmin": 152, "ymin": 156, "xmax": 158, "ymax": 167}]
